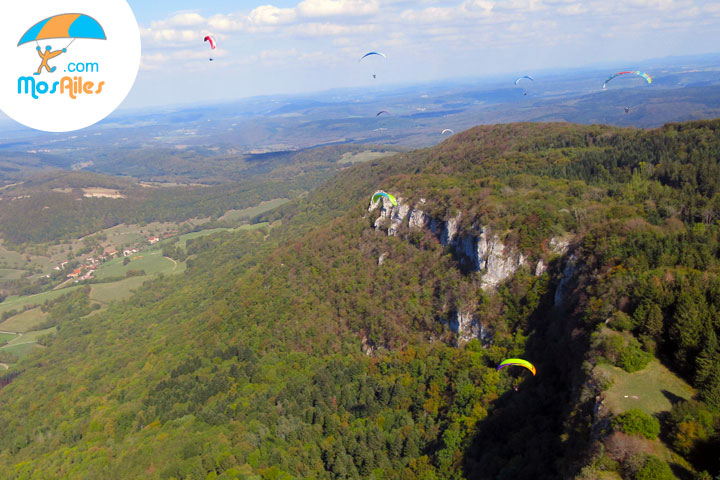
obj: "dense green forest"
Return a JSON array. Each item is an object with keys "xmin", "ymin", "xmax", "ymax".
[{"xmin": 0, "ymin": 121, "xmax": 719, "ymax": 479}]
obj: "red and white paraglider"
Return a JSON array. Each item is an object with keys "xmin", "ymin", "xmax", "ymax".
[{"xmin": 204, "ymin": 35, "xmax": 217, "ymax": 61}]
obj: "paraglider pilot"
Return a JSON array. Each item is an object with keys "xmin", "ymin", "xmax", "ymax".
[{"xmin": 35, "ymin": 46, "xmax": 66, "ymax": 75}]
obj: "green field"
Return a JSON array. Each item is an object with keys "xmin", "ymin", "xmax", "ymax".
[
  {"xmin": 0, "ymin": 285, "xmax": 82, "ymax": 315},
  {"xmin": 598, "ymin": 360, "xmax": 696, "ymax": 416},
  {"xmin": 94, "ymin": 252, "xmax": 178, "ymax": 280},
  {"xmin": 339, "ymin": 150, "xmax": 397, "ymax": 165},
  {"xmin": 0, "ymin": 342, "xmax": 40, "ymax": 360},
  {"xmin": 0, "ymin": 333, "xmax": 17, "ymax": 343},
  {"xmin": 172, "ymin": 223, "xmax": 269, "ymax": 249},
  {"xmin": 0, "ymin": 269, "xmax": 25, "ymax": 281},
  {"xmin": 91, "ymin": 276, "xmax": 152, "ymax": 304},
  {"xmin": 0, "ymin": 308, "xmax": 48, "ymax": 333},
  {"xmin": 218, "ymin": 199, "xmax": 290, "ymax": 224}
]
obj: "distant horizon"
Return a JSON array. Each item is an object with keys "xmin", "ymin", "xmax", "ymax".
[{"xmin": 107, "ymin": 50, "xmax": 720, "ymax": 113}]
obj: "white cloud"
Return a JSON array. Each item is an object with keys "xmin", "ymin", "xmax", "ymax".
[
  {"xmin": 248, "ymin": 5, "xmax": 297, "ymax": 25},
  {"xmin": 297, "ymin": 0, "xmax": 379, "ymax": 17},
  {"xmin": 141, "ymin": 27, "xmax": 199, "ymax": 45},
  {"xmin": 151, "ymin": 13, "xmax": 207, "ymax": 28}
]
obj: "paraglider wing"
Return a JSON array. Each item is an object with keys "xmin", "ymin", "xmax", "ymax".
[
  {"xmin": 204, "ymin": 35, "xmax": 217, "ymax": 50},
  {"xmin": 603, "ymin": 71, "xmax": 652, "ymax": 89},
  {"xmin": 376, "ymin": 110, "xmax": 390, "ymax": 117},
  {"xmin": 372, "ymin": 191, "xmax": 397, "ymax": 207},
  {"xmin": 497, "ymin": 358, "xmax": 536, "ymax": 376},
  {"xmin": 441, "ymin": 129, "xmax": 454, "ymax": 135},
  {"xmin": 18, "ymin": 13, "xmax": 106, "ymax": 46},
  {"xmin": 360, "ymin": 51, "xmax": 387, "ymax": 61},
  {"xmin": 514, "ymin": 75, "xmax": 534, "ymax": 85}
]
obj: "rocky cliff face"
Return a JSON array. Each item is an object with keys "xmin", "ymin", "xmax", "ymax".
[
  {"xmin": 370, "ymin": 195, "xmax": 573, "ymax": 345},
  {"xmin": 372, "ymin": 197, "xmax": 528, "ymax": 290},
  {"xmin": 447, "ymin": 311, "xmax": 493, "ymax": 346}
]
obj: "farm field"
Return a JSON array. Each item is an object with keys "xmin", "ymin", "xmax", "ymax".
[
  {"xmin": 0, "ymin": 333, "xmax": 16, "ymax": 343},
  {"xmin": 339, "ymin": 150, "xmax": 397, "ymax": 165},
  {"xmin": 0, "ymin": 269, "xmax": 25, "ymax": 281},
  {"xmin": 93, "ymin": 252, "xmax": 179, "ymax": 280},
  {"xmin": 0, "ymin": 308, "xmax": 47, "ymax": 333},
  {"xmin": 0, "ymin": 286, "xmax": 82, "ymax": 315},
  {"xmin": 597, "ymin": 360, "xmax": 696, "ymax": 416},
  {"xmin": 218, "ymin": 198, "xmax": 289, "ymax": 224},
  {"xmin": 171, "ymin": 223, "xmax": 269, "ymax": 249},
  {"xmin": 90, "ymin": 276, "xmax": 152, "ymax": 304}
]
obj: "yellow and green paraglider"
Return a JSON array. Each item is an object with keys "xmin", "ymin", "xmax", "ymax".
[
  {"xmin": 372, "ymin": 191, "xmax": 397, "ymax": 207},
  {"xmin": 497, "ymin": 358, "xmax": 536, "ymax": 376}
]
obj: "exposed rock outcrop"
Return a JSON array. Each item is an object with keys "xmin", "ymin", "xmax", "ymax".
[
  {"xmin": 372, "ymin": 197, "xmax": 528, "ymax": 289},
  {"xmin": 447, "ymin": 311, "xmax": 493, "ymax": 346}
]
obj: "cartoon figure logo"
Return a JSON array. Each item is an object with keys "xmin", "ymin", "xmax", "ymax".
[
  {"xmin": 17, "ymin": 14, "xmax": 106, "ymax": 75},
  {"xmin": 0, "ymin": 1, "xmax": 140, "ymax": 133}
]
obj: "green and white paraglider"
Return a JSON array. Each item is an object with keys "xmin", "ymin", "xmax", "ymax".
[{"xmin": 372, "ymin": 191, "xmax": 397, "ymax": 207}]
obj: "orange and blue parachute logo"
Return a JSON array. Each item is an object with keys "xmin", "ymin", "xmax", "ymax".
[{"xmin": 18, "ymin": 14, "xmax": 106, "ymax": 47}]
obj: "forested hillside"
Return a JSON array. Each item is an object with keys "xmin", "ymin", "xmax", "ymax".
[{"xmin": 0, "ymin": 121, "xmax": 719, "ymax": 479}]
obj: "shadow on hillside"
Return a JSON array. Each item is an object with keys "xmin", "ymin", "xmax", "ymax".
[{"xmin": 462, "ymin": 257, "xmax": 594, "ymax": 480}]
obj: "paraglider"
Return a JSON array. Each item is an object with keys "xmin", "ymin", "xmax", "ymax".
[
  {"xmin": 497, "ymin": 358, "xmax": 536, "ymax": 376},
  {"xmin": 360, "ymin": 52, "xmax": 387, "ymax": 79},
  {"xmin": 624, "ymin": 107, "xmax": 630, "ymax": 114},
  {"xmin": 441, "ymin": 129, "xmax": 454, "ymax": 135},
  {"xmin": 602, "ymin": 71, "xmax": 652, "ymax": 89},
  {"xmin": 515, "ymin": 75, "xmax": 533, "ymax": 96},
  {"xmin": 372, "ymin": 191, "xmax": 397, "ymax": 207},
  {"xmin": 376, "ymin": 110, "xmax": 390, "ymax": 117},
  {"xmin": 360, "ymin": 52, "xmax": 387, "ymax": 61},
  {"xmin": 204, "ymin": 35, "xmax": 217, "ymax": 61},
  {"xmin": 17, "ymin": 13, "xmax": 106, "ymax": 75}
]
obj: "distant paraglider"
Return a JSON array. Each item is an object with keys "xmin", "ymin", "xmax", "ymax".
[
  {"xmin": 603, "ymin": 71, "xmax": 652, "ymax": 89},
  {"xmin": 372, "ymin": 191, "xmax": 397, "ymax": 207},
  {"xmin": 515, "ymin": 75, "xmax": 533, "ymax": 96},
  {"xmin": 376, "ymin": 110, "xmax": 390, "ymax": 117},
  {"xmin": 204, "ymin": 35, "xmax": 216, "ymax": 61},
  {"xmin": 497, "ymin": 358, "xmax": 536, "ymax": 376},
  {"xmin": 360, "ymin": 52, "xmax": 387, "ymax": 61},
  {"xmin": 441, "ymin": 129, "xmax": 454, "ymax": 135},
  {"xmin": 360, "ymin": 52, "xmax": 387, "ymax": 79}
]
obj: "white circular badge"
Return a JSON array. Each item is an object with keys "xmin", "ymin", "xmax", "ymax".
[{"xmin": 0, "ymin": 1, "xmax": 141, "ymax": 132}]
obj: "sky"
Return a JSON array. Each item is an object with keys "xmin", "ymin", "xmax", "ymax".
[{"xmin": 17, "ymin": 0, "xmax": 720, "ymax": 111}]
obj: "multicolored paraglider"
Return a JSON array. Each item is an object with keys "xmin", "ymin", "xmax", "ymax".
[
  {"xmin": 204, "ymin": 35, "xmax": 217, "ymax": 61},
  {"xmin": 497, "ymin": 358, "xmax": 536, "ymax": 376},
  {"xmin": 602, "ymin": 71, "xmax": 652, "ymax": 89},
  {"xmin": 372, "ymin": 191, "xmax": 397, "ymax": 207}
]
